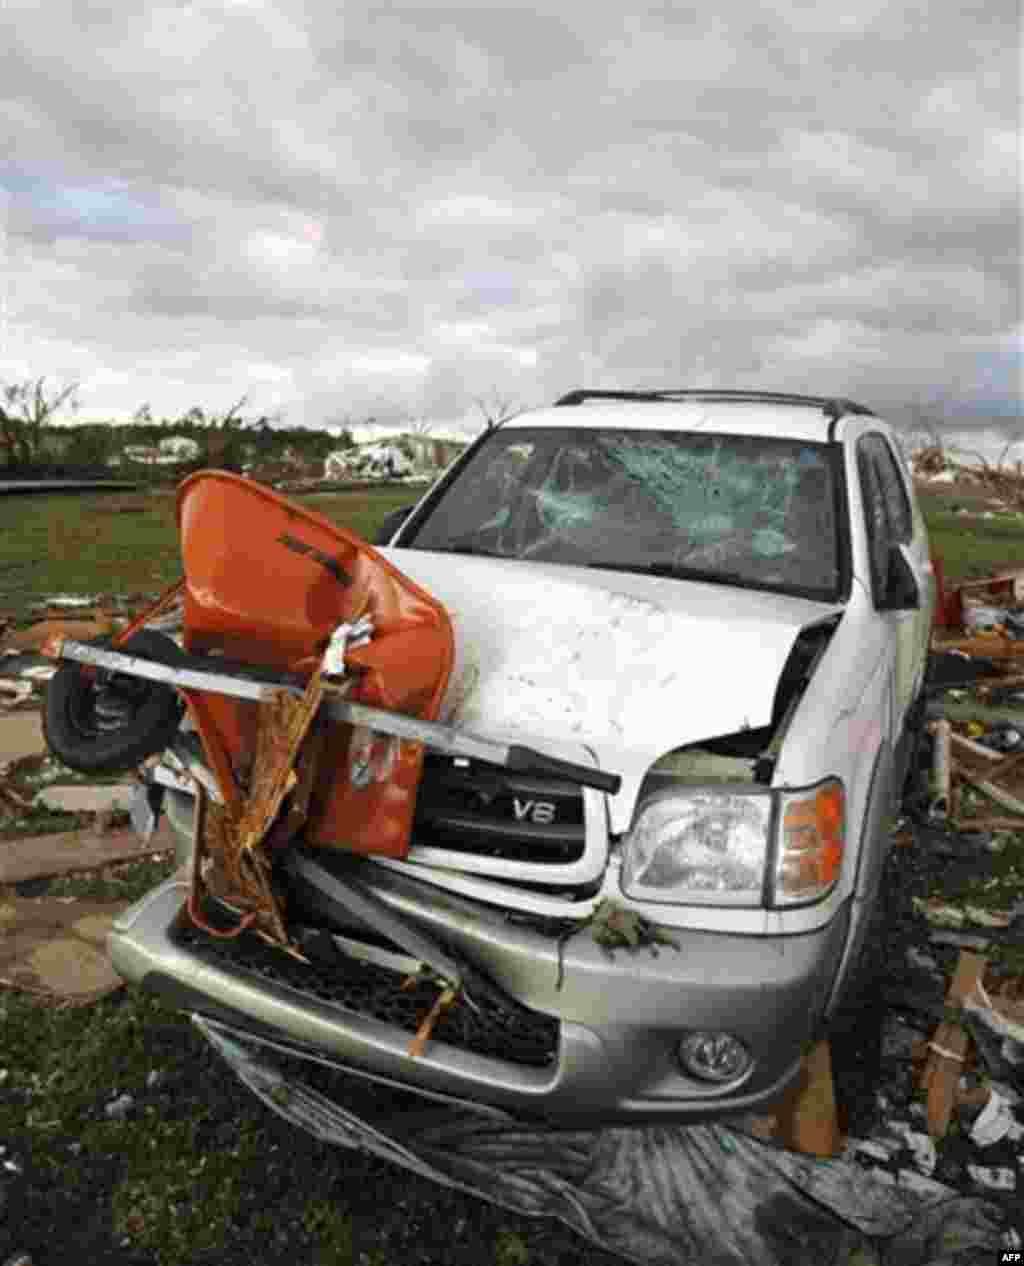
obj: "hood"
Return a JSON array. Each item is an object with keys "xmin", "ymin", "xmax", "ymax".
[{"xmin": 379, "ymin": 549, "xmax": 843, "ymax": 830}]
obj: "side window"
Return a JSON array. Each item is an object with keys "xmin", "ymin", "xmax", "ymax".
[
  {"xmin": 869, "ymin": 435, "xmax": 913, "ymax": 545},
  {"xmin": 857, "ymin": 440, "xmax": 891, "ymax": 597}
]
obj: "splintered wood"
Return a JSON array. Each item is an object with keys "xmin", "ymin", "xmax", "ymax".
[
  {"xmin": 235, "ymin": 668, "xmax": 328, "ymax": 855},
  {"xmin": 747, "ymin": 1038, "xmax": 843, "ymax": 1158},
  {"xmin": 918, "ymin": 950, "xmax": 987, "ymax": 1140},
  {"xmin": 189, "ymin": 668, "xmax": 336, "ymax": 952}
]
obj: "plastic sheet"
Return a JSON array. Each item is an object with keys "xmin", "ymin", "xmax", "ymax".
[{"xmin": 195, "ymin": 1016, "xmax": 1008, "ymax": 1266}]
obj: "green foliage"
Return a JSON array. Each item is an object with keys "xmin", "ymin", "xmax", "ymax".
[{"xmin": 494, "ymin": 1229, "xmax": 532, "ymax": 1266}]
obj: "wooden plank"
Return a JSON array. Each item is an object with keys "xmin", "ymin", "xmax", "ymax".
[
  {"xmin": 0, "ymin": 819, "xmax": 175, "ymax": 884},
  {"xmin": 932, "ymin": 636, "xmax": 1024, "ymax": 659},
  {"xmin": 769, "ymin": 1039, "xmax": 842, "ymax": 1158},
  {"xmin": 919, "ymin": 951, "xmax": 988, "ymax": 1140}
]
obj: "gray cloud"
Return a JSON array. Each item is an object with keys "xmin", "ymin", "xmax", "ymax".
[{"xmin": 0, "ymin": 0, "xmax": 1017, "ymax": 433}]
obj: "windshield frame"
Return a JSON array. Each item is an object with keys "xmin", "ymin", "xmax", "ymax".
[{"xmin": 396, "ymin": 424, "xmax": 852, "ymax": 605}]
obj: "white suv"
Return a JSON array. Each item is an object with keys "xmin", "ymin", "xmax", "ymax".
[{"xmin": 110, "ymin": 388, "xmax": 935, "ymax": 1123}]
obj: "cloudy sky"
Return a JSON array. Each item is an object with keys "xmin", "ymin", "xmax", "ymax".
[{"xmin": 1, "ymin": 1, "xmax": 1019, "ymax": 440}]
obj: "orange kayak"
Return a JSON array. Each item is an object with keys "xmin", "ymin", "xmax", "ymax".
[{"xmin": 176, "ymin": 470, "xmax": 453, "ymax": 859}]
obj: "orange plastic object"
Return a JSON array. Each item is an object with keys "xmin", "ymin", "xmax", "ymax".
[{"xmin": 175, "ymin": 470, "xmax": 454, "ymax": 858}]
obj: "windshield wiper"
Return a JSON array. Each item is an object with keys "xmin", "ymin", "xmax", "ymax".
[
  {"xmin": 586, "ymin": 561, "xmax": 749, "ymax": 584},
  {"xmin": 433, "ymin": 543, "xmax": 507, "ymax": 558}
]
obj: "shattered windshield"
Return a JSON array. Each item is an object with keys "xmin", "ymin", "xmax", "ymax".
[{"xmin": 405, "ymin": 427, "xmax": 843, "ymax": 598}]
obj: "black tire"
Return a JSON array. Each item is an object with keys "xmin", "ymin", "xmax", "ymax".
[{"xmin": 43, "ymin": 629, "xmax": 185, "ymax": 775}]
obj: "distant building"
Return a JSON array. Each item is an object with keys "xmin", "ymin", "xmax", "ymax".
[
  {"xmin": 159, "ymin": 436, "xmax": 200, "ymax": 461},
  {"xmin": 116, "ymin": 436, "xmax": 201, "ymax": 466},
  {"xmin": 323, "ymin": 443, "xmax": 412, "ymax": 480}
]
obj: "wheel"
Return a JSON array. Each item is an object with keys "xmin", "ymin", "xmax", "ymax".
[{"xmin": 43, "ymin": 629, "xmax": 185, "ymax": 775}]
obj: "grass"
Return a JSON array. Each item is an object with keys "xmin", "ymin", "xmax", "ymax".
[
  {"xmin": 923, "ymin": 508, "xmax": 1024, "ymax": 583},
  {"xmin": 1, "ymin": 478, "xmax": 1022, "ymax": 1264},
  {"xmin": 0, "ymin": 484, "xmax": 418, "ymax": 616}
]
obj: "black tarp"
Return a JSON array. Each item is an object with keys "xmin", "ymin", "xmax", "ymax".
[{"xmin": 195, "ymin": 1017, "xmax": 1009, "ymax": 1266}]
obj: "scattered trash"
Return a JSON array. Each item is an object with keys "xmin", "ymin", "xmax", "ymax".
[
  {"xmin": 963, "ymin": 905, "xmax": 1013, "ymax": 928},
  {"xmin": 845, "ymin": 1137, "xmax": 895, "ymax": 1163},
  {"xmin": 967, "ymin": 1163, "xmax": 1016, "ymax": 1191},
  {"xmin": 964, "ymin": 976, "xmax": 1024, "ymax": 1046},
  {"xmin": 965, "ymin": 605, "xmax": 1009, "ymax": 632},
  {"xmin": 912, "ymin": 898, "xmax": 965, "ymax": 927},
  {"xmin": 34, "ymin": 595, "xmax": 96, "ymax": 610},
  {"xmin": 104, "ymin": 1093, "xmax": 135, "ymax": 1120},
  {"xmin": 0, "ymin": 680, "xmax": 33, "ymax": 709},
  {"xmin": 928, "ymin": 718, "xmax": 951, "ymax": 817},
  {"xmin": 969, "ymin": 1089, "xmax": 1020, "ymax": 1146},
  {"xmin": 886, "ymin": 1121, "xmax": 938, "ymax": 1175},
  {"xmin": 977, "ymin": 724, "xmax": 1024, "ymax": 753},
  {"xmin": 146, "ymin": 1069, "xmax": 162, "ymax": 1090},
  {"xmin": 18, "ymin": 665, "xmax": 56, "ymax": 682}
]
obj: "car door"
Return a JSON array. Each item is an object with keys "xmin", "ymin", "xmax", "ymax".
[{"xmin": 856, "ymin": 433, "xmax": 925, "ymax": 735}]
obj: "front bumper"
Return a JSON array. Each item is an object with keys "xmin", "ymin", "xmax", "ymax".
[{"xmin": 109, "ymin": 859, "xmax": 850, "ymax": 1125}]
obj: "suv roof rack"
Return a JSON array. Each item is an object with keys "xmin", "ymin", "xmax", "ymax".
[{"xmin": 553, "ymin": 389, "xmax": 875, "ymax": 422}]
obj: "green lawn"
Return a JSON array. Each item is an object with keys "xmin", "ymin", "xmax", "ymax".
[
  {"xmin": 922, "ymin": 508, "xmax": 1024, "ymax": 582},
  {"xmin": 0, "ymin": 485, "xmax": 419, "ymax": 616}
]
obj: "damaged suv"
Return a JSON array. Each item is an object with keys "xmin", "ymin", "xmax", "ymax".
[{"xmin": 100, "ymin": 388, "xmax": 934, "ymax": 1124}]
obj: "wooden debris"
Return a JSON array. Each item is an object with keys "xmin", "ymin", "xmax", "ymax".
[
  {"xmin": 932, "ymin": 636, "xmax": 1024, "ymax": 660},
  {"xmin": 952, "ymin": 817, "xmax": 1024, "ymax": 831},
  {"xmin": 919, "ymin": 950, "xmax": 987, "ymax": 1140},
  {"xmin": 753, "ymin": 1039, "xmax": 843, "ymax": 1158},
  {"xmin": 407, "ymin": 986, "xmax": 459, "ymax": 1058},
  {"xmin": 185, "ymin": 669, "xmax": 338, "ymax": 954},
  {"xmin": 956, "ymin": 773, "xmax": 1024, "ymax": 819}
]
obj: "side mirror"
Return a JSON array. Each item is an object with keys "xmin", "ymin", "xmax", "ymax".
[
  {"xmin": 374, "ymin": 505, "xmax": 415, "ymax": 546},
  {"xmin": 879, "ymin": 543, "xmax": 920, "ymax": 611}
]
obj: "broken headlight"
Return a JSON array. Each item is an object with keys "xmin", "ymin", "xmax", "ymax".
[{"xmin": 620, "ymin": 788, "xmax": 772, "ymax": 905}]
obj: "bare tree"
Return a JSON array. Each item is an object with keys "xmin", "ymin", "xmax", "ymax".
[
  {"xmin": 0, "ymin": 376, "xmax": 80, "ymax": 468},
  {"xmin": 473, "ymin": 389, "xmax": 521, "ymax": 431},
  {"xmin": 406, "ymin": 415, "xmax": 435, "ymax": 437}
]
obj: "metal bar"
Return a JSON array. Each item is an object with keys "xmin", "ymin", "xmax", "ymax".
[
  {"xmin": 287, "ymin": 853, "xmax": 465, "ymax": 989},
  {"xmin": 57, "ymin": 639, "xmax": 622, "ymax": 794},
  {"xmin": 60, "ymin": 639, "xmax": 272, "ymax": 701}
]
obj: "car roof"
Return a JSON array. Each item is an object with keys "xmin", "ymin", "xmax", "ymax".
[{"xmin": 502, "ymin": 396, "xmax": 880, "ymax": 444}]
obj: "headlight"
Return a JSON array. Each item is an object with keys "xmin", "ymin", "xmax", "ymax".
[
  {"xmin": 774, "ymin": 779, "xmax": 845, "ymax": 904},
  {"xmin": 620, "ymin": 788, "xmax": 772, "ymax": 905},
  {"xmin": 620, "ymin": 777, "xmax": 846, "ymax": 908}
]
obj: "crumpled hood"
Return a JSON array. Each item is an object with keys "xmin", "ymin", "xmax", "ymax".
[{"xmin": 379, "ymin": 549, "xmax": 843, "ymax": 830}]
